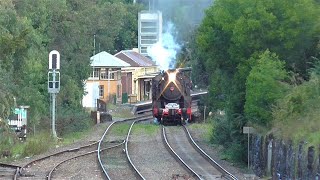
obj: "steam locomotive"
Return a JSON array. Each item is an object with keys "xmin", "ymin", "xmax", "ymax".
[{"xmin": 152, "ymin": 68, "xmax": 192, "ymax": 124}]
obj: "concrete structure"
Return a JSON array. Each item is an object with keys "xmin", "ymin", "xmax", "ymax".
[
  {"xmin": 138, "ymin": 10, "xmax": 162, "ymax": 56},
  {"xmin": 82, "ymin": 51, "xmax": 130, "ymax": 109},
  {"xmin": 115, "ymin": 50, "xmax": 159, "ymax": 102}
]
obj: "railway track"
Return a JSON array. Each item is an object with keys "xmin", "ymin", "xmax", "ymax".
[
  {"xmin": 162, "ymin": 125, "xmax": 238, "ymax": 180},
  {"xmin": 125, "ymin": 123, "xmax": 193, "ymax": 179},
  {"xmin": 16, "ymin": 141, "xmax": 99, "ymax": 179},
  {"xmin": 0, "ymin": 163, "xmax": 20, "ymax": 180},
  {"xmin": 183, "ymin": 125, "xmax": 238, "ymax": 180},
  {"xmin": 97, "ymin": 114, "xmax": 152, "ymax": 179},
  {"xmin": 47, "ymin": 141, "xmax": 124, "ymax": 179}
]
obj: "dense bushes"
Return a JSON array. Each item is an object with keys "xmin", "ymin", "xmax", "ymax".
[
  {"xmin": 273, "ymin": 63, "xmax": 320, "ymax": 145},
  {"xmin": 56, "ymin": 108, "xmax": 92, "ymax": 136}
]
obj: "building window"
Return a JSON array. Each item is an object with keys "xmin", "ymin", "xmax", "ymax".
[
  {"xmin": 90, "ymin": 68, "xmax": 100, "ymax": 78},
  {"xmin": 100, "ymin": 69, "xmax": 116, "ymax": 80},
  {"xmin": 109, "ymin": 72, "xmax": 115, "ymax": 80},
  {"xmin": 99, "ymin": 85, "xmax": 104, "ymax": 97},
  {"xmin": 141, "ymin": 35, "xmax": 157, "ymax": 40},
  {"xmin": 100, "ymin": 69, "xmax": 108, "ymax": 80},
  {"xmin": 141, "ymin": 47, "xmax": 148, "ymax": 54},
  {"xmin": 141, "ymin": 39, "xmax": 158, "ymax": 44},
  {"xmin": 100, "ymin": 72, "xmax": 107, "ymax": 79},
  {"xmin": 141, "ymin": 27, "xmax": 157, "ymax": 33},
  {"xmin": 141, "ymin": 22, "xmax": 157, "ymax": 27}
]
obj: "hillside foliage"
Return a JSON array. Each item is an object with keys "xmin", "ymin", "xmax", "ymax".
[
  {"xmin": 192, "ymin": 0, "xmax": 320, "ymax": 161},
  {"xmin": 0, "ymin": 0, "xmax": 143, "ymax": 134}
]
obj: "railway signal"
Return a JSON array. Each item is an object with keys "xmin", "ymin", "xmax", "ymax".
[
  {"xmin": 48, "ymin": 50, "xmax": 61, "ymax": 139},
  {"xmin": 49, "ymin": 50, "xmax": 60, "ymax": 70}
]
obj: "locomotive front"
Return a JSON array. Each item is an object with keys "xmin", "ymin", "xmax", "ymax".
[
  {"xmin": 162, "ymin": 69, "xmax": 183, "ymax": 101},
  {"xmin": 152, "ymin": 68, "xmax": 192, "ymax": 124}
]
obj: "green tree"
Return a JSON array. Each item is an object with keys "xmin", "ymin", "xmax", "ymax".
[
  {"xmin": 0, "ymin": 0, "xmax": 143, "ymax": 136},
  {"xmin": 244, "ymin": 50, "xmax": 289, "ymax": 126},
  {"xmin": 195, "ymin": 0, "xmax": 320, "ymax": 161}
]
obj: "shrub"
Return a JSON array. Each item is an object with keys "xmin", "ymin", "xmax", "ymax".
[
  {"xmin": 22, "ymin": 133, "xmax": 53, "ymax": 156},
  {"xmin": 56, "ymin": 107, "xmax": 93, "ymax": 136}
]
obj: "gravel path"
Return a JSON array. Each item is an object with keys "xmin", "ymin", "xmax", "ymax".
[{"xmin": 129, "ymin": 124, "xmax": 193, "ymax": 179}]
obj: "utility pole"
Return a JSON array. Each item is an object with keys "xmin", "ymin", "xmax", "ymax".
[
  {"xmin": 93, "ymin": 34, "xmax": 96, "ymax": 110},
  {"xmin": 204, "ymin": 106, "xmax": 206, "ymax": 123},
  {"xmin": 93, "ymin": 34, "xmax": 96, "ymax": 56},
  {"xmin": 48, "ymin": 50, "xmax": 60, "ymax": 139}
]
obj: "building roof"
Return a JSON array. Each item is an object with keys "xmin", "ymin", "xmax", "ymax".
[
  {"xmin": 114, "ymin": 50, "xmax": 156, "ymax": 67},
  {"xmin": 90, "ymin": 51, "xmax": 130, "ymax": 67}
]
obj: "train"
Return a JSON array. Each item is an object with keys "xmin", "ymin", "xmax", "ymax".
[{"xmin": 152, "ymin": 68, "xmax": 192, "ymax": 124}]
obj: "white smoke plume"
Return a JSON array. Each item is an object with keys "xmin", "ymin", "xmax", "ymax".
[{"xmin": 147, "ymin": 22, "xmax": 181, "ymax": 70}]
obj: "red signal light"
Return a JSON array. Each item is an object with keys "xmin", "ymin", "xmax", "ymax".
[{"xmin": 170, "ymin": 86, "xmax": 174, "ymax": 91}]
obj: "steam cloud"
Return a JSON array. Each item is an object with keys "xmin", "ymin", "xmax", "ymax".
[{"xmin": 147, "ymin": 22, "xmax": 180, "ymax": 70}]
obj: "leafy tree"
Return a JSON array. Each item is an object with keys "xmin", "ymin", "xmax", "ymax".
[
  {"xmin": 195, "ymin": 0, "xmax": 320, "ymax": 161},
  {"xmin": 244, "ymin": 50, "xmax": 289, "ymax": 126},
  {"xmin": 0, "ymin": 0, "xmax": 143, "ymax": 137},
  {"xmin": 114, "ymin": 3, "xmax": 144, "ymax": 52}
]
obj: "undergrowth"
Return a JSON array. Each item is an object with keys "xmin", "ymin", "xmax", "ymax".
[{"xmin": 272, "ymin": 74, "xmax": 320, "ymax": 146}]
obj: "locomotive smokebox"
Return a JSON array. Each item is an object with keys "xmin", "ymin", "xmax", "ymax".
[
  {"xmin": 163, "ymin": 82, "xmax": 182, "ymax": 101},
  {"xmin": 162, "ymin": 70, "xmax": 182, "ymax": 101}
]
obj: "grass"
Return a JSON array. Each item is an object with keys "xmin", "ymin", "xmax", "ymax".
[
  {"xmin": 61, "ymin": 128, "xmax": 93, "ymax": 144},
  {"xmin": 0, "ymin": 132, "xmax": 54, "ymax": 162},
  {"xmin": 273, "ymin": 103, "xmax": 320, "ymax": 147},
  {"xmin": 109, "ymin": 123, "xmax": 131, "ymax": 136},
  {"xmin": 132, "ymin": 124, "xmax": 159, "ymax": 136},
  {"xmin": 107, "ymin": 103, "xmax": 134, "ymax": 119},
  {"xmin": 0, "ymin": 118, "xmax": 95, "ymax": 162},
  {"xmin": 188, "ymin": 122, "xmax": 213, "ymax": 142}
]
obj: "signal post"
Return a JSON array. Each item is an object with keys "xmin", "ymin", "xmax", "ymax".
[{"xmin": 48, "ymin": 50, "xmax": 60, "ymax": 139}]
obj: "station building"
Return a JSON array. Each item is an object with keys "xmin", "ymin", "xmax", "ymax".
[{"xmin": 115, "ymin": 50, "xmax": 159, "ymax": 103}]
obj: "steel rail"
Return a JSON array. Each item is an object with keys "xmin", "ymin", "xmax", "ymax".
[
  {"xmin": 16, "ymin": 141, "xmax": 98, "ymax": 179},
  {"xmin": 47, "ymin": 141, "xmax": 125, "ymax": 180},
  {"xmin": 183, "ymin": 125, "xmax": 238, "ymax": 180},
  {"xmin": 97, "ymin": 114, "xmax": 152, "ymax": 180},
  {"xmin": 0, "ymin": 163, "xmax": 21, "ymax": 180},
  {"xmin": 0, "ymin": 163, "xmax": 21, "ymax": 169},
  {"xmin": 125, "ymin": 118, "xmax": 151, "ymax": 180},
  {"xmin": 161, "ymin": 126, "xmax": 202, "ymax": 179}
]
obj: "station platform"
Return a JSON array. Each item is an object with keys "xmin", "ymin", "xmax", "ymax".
[{"xmin": 130, "ymin": 90, "xmax": 208, "ymax": 115}]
